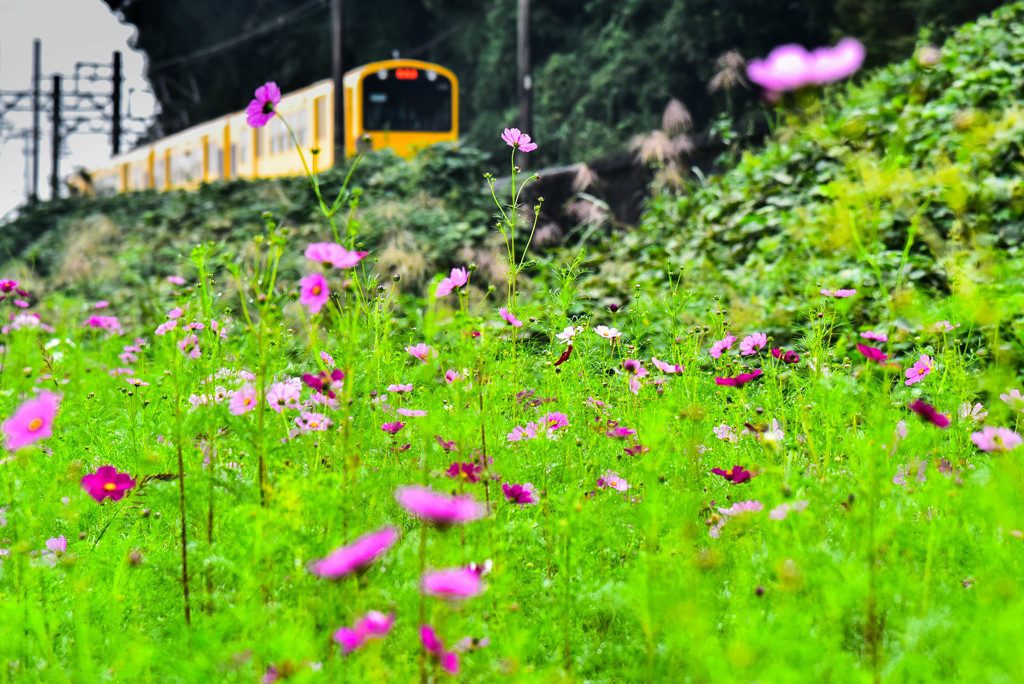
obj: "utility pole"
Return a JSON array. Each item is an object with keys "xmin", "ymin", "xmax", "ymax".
[
  {"xmin": 112, "ymin": 50, "xmax": 122, "ymax": 156},
  {"xmin": 331, "ymin": 0, "xmax": 344, "ymax": 155},
  {"xmin": 517, "ymin": 0, "xmax": 532, "ymax": 135},
  {"xmin": 30, "ymin": 39, "xmax": 41, "ymax": 204},
  {"xmin": 50, "ymin": 74, "xmax": 61, "ymax": 198}
]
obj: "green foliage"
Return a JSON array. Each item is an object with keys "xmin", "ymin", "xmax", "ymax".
[{"xmin": 577, "ymin": 3, "xmax": 1024, "ymax": 340}]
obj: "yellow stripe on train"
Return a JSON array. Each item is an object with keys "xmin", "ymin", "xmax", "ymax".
[{"xmin": 78, "ymin": 60, "xmax": 459, "ymax": 195}]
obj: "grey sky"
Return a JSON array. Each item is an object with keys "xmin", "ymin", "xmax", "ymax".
[{"xmin": 0, "ymin": 0, "xmax": 154, "ymax": 219}]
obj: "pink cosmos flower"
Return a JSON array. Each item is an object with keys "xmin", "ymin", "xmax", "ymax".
[
  {"xmin": 714, "ymin": 369, "xmax": 763, "ymax": 386},
  {"xmin": 621, "ymin": 358, "xmax": 649, "ymax": 395},
  {"xmin": 1000, "ymin": 389, "xmax": 1024, "ymax": 412},
  {"xmin": 246, "ymin": 82, "xmax": 281, "ymax": 128},
  {"xmin": 768, "ymin": 500, "xmax": 809, "ymax": 520},
  {"xmin": 499, "ymin": 307, "xmax": 523, "ymax": 328},
  {"xmin": 739, "ymin": 333, "xmax": 767, "ymax": 356},
  {"xmin": 959, "ymin": 402, "xmax": 987, "ymax": 423},
  {"xmin": 266, "ymin": 381, "xmax": 301, "ymax": 412},
  {"xmin": 651, "ymin": 357, "xmax": 684, "ymax": 374},
  {"xmin": 83, "ymin": 315, "xmax": 121, "ymax": 330},
  {"xmin": 299, "ymin": 273, "xmax": 330, "ymax": 314},
  {"xmin": 2, "ymin": 391, "xmax": 60, "ymax": 451},
  {"xmin": 80, "ymin": 466, "xmax": 136, "ymax": 503},
  {"xmin": 177, "ymin": 334, "xmax": 201, "ymax": 360},
  {"xmin": 94, "ymin": 300, "xmax": 109, "ymax": 309},
  {"xmin": 908, "ymin": 400, "xmax": 949, "ymax": 428},
  {"xmin": 808, "ymin": 38, "xmax": 866, "ymax": 84},
  {"xmin": 381, "ymin": 421, "xmax": 405, "ymax": 435},
  {"xmin": 709, "ymin": 334, "xmax": 737, "ymax": 359},
  {"xmin": 904, "ymin": 355, "xmax": 934, "ymax": 386},
  {"xmin": 502, "ymin": 482, "xmax": 537, "ymax": 505},
  {"xmin": 334, "ymin": 611, "xmax": 395, "ymax": 655},
  {"xmin": 421, "ymin": 625, "xmax": 460, "ymax": 675},
  {"xmin": 861, "ymin": 330, "xmax": 888, "ymax": 342},
  {"xmin": 893, "ymin": 460, "xmax": 928, "ymax": 486},
  {"xmin": 387, "ymin": 383, "xmax": 413, "ymax": 393},
  {"xmin": 821, "ymin": 288, "xmax": 857, "ymax": 298},
  {"xmin": 397, "ymin": 408, "xmax": 427, "ymax": 417},
  {"xmin": 308, "ymin": 527, "xmax": 399, "ymax": 579},
  {"xmin": 405, "ymin": 343, "xmax": 434, "ymax": 362},
  {"xmin": 856, "ymin": 344, "xmax": 888, "ymax": 362},
  {"xmin": 770, "ymin": 347, "xmax": 800, "ymax": 364},
  {"xmin": 718, "ymin": 500, "xmax": 764, "ymax": 517},
  {"xmin": 556, "ymin": 326, "xmax": 581, "ymax": 343},
  {"xmin": 541, "ymin": 412, "xmax": 569, "ymax": 432},
  {"xmin": 229, "ymin": 384, "xmax": 258, "ymax": 416},
  {"xmin": 713, "ymin": 424, "xmax": 737, "ymax": 442},
  {"xmin": 506, "ymin": 423, "xmax": 538, "ymax": 442},
  {"xmin": 606, "ymin": 426, "xmax": 637, "ymax": 439},
  {"xmin": 971, "ymin": 426, "xmax": 1023, "ymax": 453},
  {"xmin": 931, "ymin": 320, "xmax": 956, "ymax": 333},
  {"xmin": 395, "ymin": 485, "xmax": 486, "ymax": 526},
  {"xmin": 594, "ymin": 325, "xmax": 621, "ymax": 340},
  {"xmin": 596, "ymin": 470, "xmax": 629, "ymax": 492},
  {"xmin": 422, "ymin": 566, "xmax": 487, "ymax": 600},
  {"xmin": 435, "ymin": 435, "xmax": 458, "ymax": 452},
  {"xmin": 45, "ymin": 535, "xmax": 68, "ymax": 554},
  {"xmin": 501, "ymin": 127, "xmax": 538, "ymax": 153},
  {"xmin": 435, "ymin": 267, "xmax": 469, "ymax": 297},
  {"xmin": 711, "ymin": 465, "xmax": 754, "ymax": 484},
  {"xmin": 444, "ymin": 369, "xmax": 461, "ymax": 384},
  {"xmin": 294, "ymin": 412, "xmax": 332, "ymax": 434},
  {"xmin": 167, "ymin": 275, "xmax": 186, "ymax": 285}
]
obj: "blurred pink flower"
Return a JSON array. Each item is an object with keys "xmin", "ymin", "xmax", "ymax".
[
  {"xmin": 421, "ymin": 625, "xmax": 460, "ymax": 675},
  {"xmin": 596, "ymin": 470, "xmax": 629, "ymax": 492},
  {"xmin": 770, "ymin": 347, "xmax": 800, "ymax": 364},
  {"xmin": 971, "ymin": 426, "xmax": 1022, "ymax": 453},
  {"xmin": 908, "ymin": 399, "xmax": 949, "ymax": 428},
  {"xmin": 499, "ymin": 307, "xmax": 523, "ymax": 328},
  {"xmin": 594, "ymin": 325, "xmax": 621, "ymax": 340},
  {"xmin": 246, "ymin": 82, "xmax": 281, "ymax": 128},
  {"xmin": 304, "ymin": 242, "xmax": 367, "ymax": 269},
  {"xmin": 747, "ymin": 39, "xmax": 864, "ymax": 92},
  {"xmin": 502, "ymin": 482, "xmax": 537, "ymax": 505},
  {"xmin": 860, "ymin": 330, "xmax": 888, "ymax": 342},
  {"xmin": 501, "ymin": 127, "xmax": 537, "ymax": 152},
  {"xmin": 266, "ymin": 381, "xmax": 301, "ymax": 412},
  {"xmin": 768, "ymin": 500, "xmax": 809, "ymax": 520},
  {"xmin": 713, "ymin": 424, "xmax": 736, "ymax": 442},
  {"xmin": 395, "ymin": 485, "xmax": 486, "ymax": 526},
  {"xmin": 405, "ymin": 343, "xmax": 435, "ymax": 362},
  {"xmin": 714, "ymin": 369, "xmax": 763, "ymax": 386},
  {"xmin": 229, "ymin": 384, "xmax": 258, "ymax": 416},
  {"xmin": 651, "ymin": 357, "xmax": 684, "ymax": 373},
  {"xmin": 821, "ymin": 288, "xmax": 857, "ymax": 298},
  {"xmin": 421, "ymin": 566, "xmax": 487, "ymax": 600},
  {"xmin": 856, "ymin": 344, "xmax": 888, "ymax": 362},
  {"xmin": 308, "ymin": 527, "xmax": 399, "ymax": 579},
  {"xmin": 2, "ymin": 390, "xmax": 60, "ymax": 451},
  {"xmin": 334, "ymin": 610, "xmax": 395, "ymax": 655},
  {"xmin": 1000, "ymin": 389, "xmax": 1024, "ymax": 412},
  {"xmin": 381, "ymin": 421, "xmax": 405, "ymax": 435}
]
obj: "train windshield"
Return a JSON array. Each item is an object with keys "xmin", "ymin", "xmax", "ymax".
[{"xmin": 361, "ymin": 68, "xmax": 453, "ymax": 132}]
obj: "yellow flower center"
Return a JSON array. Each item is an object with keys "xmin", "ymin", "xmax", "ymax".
[
  {"xmin": 103, "ymin": 482, "xmax": 117, "ymax": 491},
  {"xmin": 312, "ymin": 285, "xmax": 322, "ymax": 295},
  {"xmin": 309, "ymin": 422, "xmax": 319, "ymax": 429},
  {"xmin": 243, "ymin": 398, "xmax": 252, "ymax": 406},
  {"xmin": 28, "ymin": 418, "xmax": 43, "ymax": 431}
]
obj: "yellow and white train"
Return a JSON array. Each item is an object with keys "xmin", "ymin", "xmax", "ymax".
[{"xmin": 81, "ymin": 59, "xmax": 459, "ymax": 196}]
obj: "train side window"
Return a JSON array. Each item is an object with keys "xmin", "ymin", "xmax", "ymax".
[{"xmin": 315, "ymin": 96, "xmax": 326, "ymax": 141}]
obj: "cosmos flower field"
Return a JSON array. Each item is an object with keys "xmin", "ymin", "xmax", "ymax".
[{"xmin": 3, "ymin": 66, "xmax": 1024, "ymax": 682}]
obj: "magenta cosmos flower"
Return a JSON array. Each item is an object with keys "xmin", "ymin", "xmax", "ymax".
[
  {"xmin": 2, "ymin": 391, "xmax": 61, "ymax": 451},
  {"xmin": 308, "ymin": 526, "xmax": 399, "ymax": 579},
  {"xmin": 714, "ymin": 369, "xmax": 763, "ymax": 387},
  {"xmin": 821, "ymin": 288, "xmax": 857, "ymax": 298},
  {"xmin": 770, "ymin": 348, "xmax": 800, "ymax": 364},
  {"xmin": 395, "ymin": 485, "xmax": 486, "ymax": 526},
  {"xmin": 334, "ymin": 610, "xmax": 395, "ymax": 655},
  {"xmin": 971, "ymin": 426, "xmax": 1023, "ymax": 453},
  {"xmin": 904, "ymin": 355, "xmax": 934, "ymax": 386},
  {"xmin": 421, "ymin": 565, "xmax": 487, "ymax": 600},
  {"xmin": 381, "ymin": 421, "xmax": 405, "ymax": 435},
  {"xmin": 299, "ymin": 273, "xmax": 330, "ymax": 314},
  {"xmin": 502, "ymin": 482, "xmax": 537, "ymax": 505},
  {"xmin": 81, "ymin": 466, "xmax": 136, "ymax": 503},
  {"xmin": 421, "ymin": 625, "xmax": 460, "ymax": 675},
  {"xmin": 302, "ymin": 368, "xmax": 345, "ymax": 399},
  {"xmin": 856, "ymin": 343, "xmax": 888, "ymax": 362},
  {"xmin": 501, "ymin": 127, "xmax": 537, "ymax": 152},
  {"xmin": 596, "ymin": 470, "xmax": 629, "ymax": 492},
  {"xmin": 304, "ymin": 242, "xmax": 368, "ymax": 269},
  {"xmin": 436, "ymin": 267, "xmax": 469, "ymax": 297},
  {"xmin": 405, "ymin": 343, "xmax": 435, "ymax": 362},
  {"xmin": 246, "ymin": 82, "xmax": 281, "ymax": 128},
  {"xmin": 908, "ymin": 399, "xmax": 950, "ymax": 428},
  {"xmin": 711, "ymin": 465, "xmax": 754, "ymax": 484},
  {"xmin": 651, "ymin": 357, "xmax": 684, "ymax": 373},
  {"xmin": 709, "ymin": 334, "xmax": 737, "ymax": 359}
]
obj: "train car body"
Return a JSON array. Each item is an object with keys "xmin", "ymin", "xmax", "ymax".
[{"xmin": 80, "ymin": 60, "xmax": 457, "ymax": 196}]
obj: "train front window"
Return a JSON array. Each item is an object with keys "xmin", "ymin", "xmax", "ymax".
[{"xmin": 361, "ymin": 68, "xmax": 452, "ymax": 132}]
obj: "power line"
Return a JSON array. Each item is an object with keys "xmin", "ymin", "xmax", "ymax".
[{"xmin": 149, "ymin": 0, "xmax": 328, "ymax": 71}]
